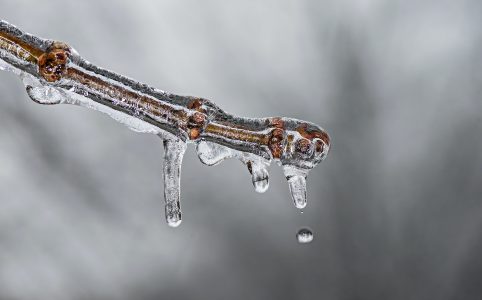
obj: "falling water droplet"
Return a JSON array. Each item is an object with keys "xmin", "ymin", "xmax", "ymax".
[{"xmin": 296, "ymin": 228, "xmax": 313, "ymax": 244}]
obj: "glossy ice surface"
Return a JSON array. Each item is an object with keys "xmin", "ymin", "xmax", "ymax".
[{"xmin": 0, "ymin": 20, "xmax": 330, "ymax": 227}]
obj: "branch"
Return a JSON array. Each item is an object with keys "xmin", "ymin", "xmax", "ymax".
[{"xmin": 0, "ymin": 20, "xmax": 330, "ymax": 226}]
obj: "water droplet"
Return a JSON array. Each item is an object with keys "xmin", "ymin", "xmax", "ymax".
[{"xmin": 296, "ymin": 228, "xmax": 313, "ymax": 244}]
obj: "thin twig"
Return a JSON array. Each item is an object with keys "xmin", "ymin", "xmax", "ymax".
[{"xmin": 0, "ymin": 20, "xmax": 330, "ymax": 226}]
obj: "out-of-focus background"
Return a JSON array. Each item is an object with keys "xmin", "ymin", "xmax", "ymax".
[{"xmin": 1, "ymin": 0, "xmax": 481, "ymax": 299}]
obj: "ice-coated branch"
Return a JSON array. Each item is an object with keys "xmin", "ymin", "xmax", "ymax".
[{"xmin": 0, "ymin": 20, "xmax": 331, "ymax": 227}]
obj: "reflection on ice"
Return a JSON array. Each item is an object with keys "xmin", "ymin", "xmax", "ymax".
[{"xmin": 0, "ymin": 19, "xmax": 330, "ymax": 227}]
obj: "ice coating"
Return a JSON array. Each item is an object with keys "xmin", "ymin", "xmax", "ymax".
[
  {"xmin": 0, "ymin": 57, "xmax": 8, "ymax": 70},
  {"xmin": 196, "ymin": 141, "xmax": 233, "ymax": 166},
  {"xmin": 196, "ymin": 140, "xmax": 271, "ymax": 193},
  {"xmin": 0, "ymin": 20, "xmax": 331, "ymax": 226}
]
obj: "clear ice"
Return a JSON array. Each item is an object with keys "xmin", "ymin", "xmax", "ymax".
[
  {"xmin": 163, "ymin": 139, "xmax": 186, "ymax": 227},
  {"xmin": 0, "ymin": 20, "xmax": 330, "ymax": 227}
]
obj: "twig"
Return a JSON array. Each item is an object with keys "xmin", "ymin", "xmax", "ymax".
[{"xmin": 0, "ymin": 20, "xmax": 330, "ymax": 227}]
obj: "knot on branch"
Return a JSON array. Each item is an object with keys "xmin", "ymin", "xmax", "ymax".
[
  {"xmin": 38, "ymin": 41, "xmax": 71, "ymax": 82},
  {"xmin": 187, "ymin": 112, "xmax": 207, "ymax": 140},
  {"xmin": 268, "ymin": 128, "xmax": 285, "ymax": 159}
]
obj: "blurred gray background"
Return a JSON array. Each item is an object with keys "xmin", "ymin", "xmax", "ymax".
[{"xmin": 1, "ymin": 0, "xmax": 481, "ymax": 299}]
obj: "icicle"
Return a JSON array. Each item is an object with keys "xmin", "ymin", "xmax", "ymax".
[
  {"xmin": 288, "ymin": 176, "xmax": 307, "ymax": 209},
  {"xmin": 162, "ymin": 138, "xmax": 186, "ymax": 227},
  {"xmin": 283, "ymin": 165, "xmax": 308, "ymax": 209},
  {"xmin": 246, "ymin": 159, "xmax": 270, "ymax": 193}
]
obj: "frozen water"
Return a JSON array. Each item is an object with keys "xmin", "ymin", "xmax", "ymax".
[
  {"xmin": 25, "ymin": 85, "xmax": 64, "ymax": 105},
  {"xmin": 248, "ymin": 159, "xmax": 269, "ymax": 193},
  {"xmin": 163, "ymin": 138, "xmax": 186, "ymax": 227},
  {"xmin": 196, "ymin": 140, "xmax": 233, "ymax": 166},
  {"xmin": 288, "ymin": 175, "xmax": 307, "ymax": 209},
  {"xmin": 0, "ymin": 57, "xmax": 21, "ymax": 74},
  {"xmin": 0, "ymin": 58, "xmax": 8, "ymax": 71},
  {"xmin": 296, "ymin": 228, "xmax": 313, "ymax": 244},
  {"xmin": 19, "ymin": 71, "xmax": 163, "ymax": 135},
  {"xmin": 196, "ymin": 141, "xmax": 270, "ymax": 193},
  {"xmin": 0, "ymin": 20, "xmax": 331, "ymax": 227},
  {"xmin": 283, "ymin": 165, "xmax": 308, "ymax": 209}
]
